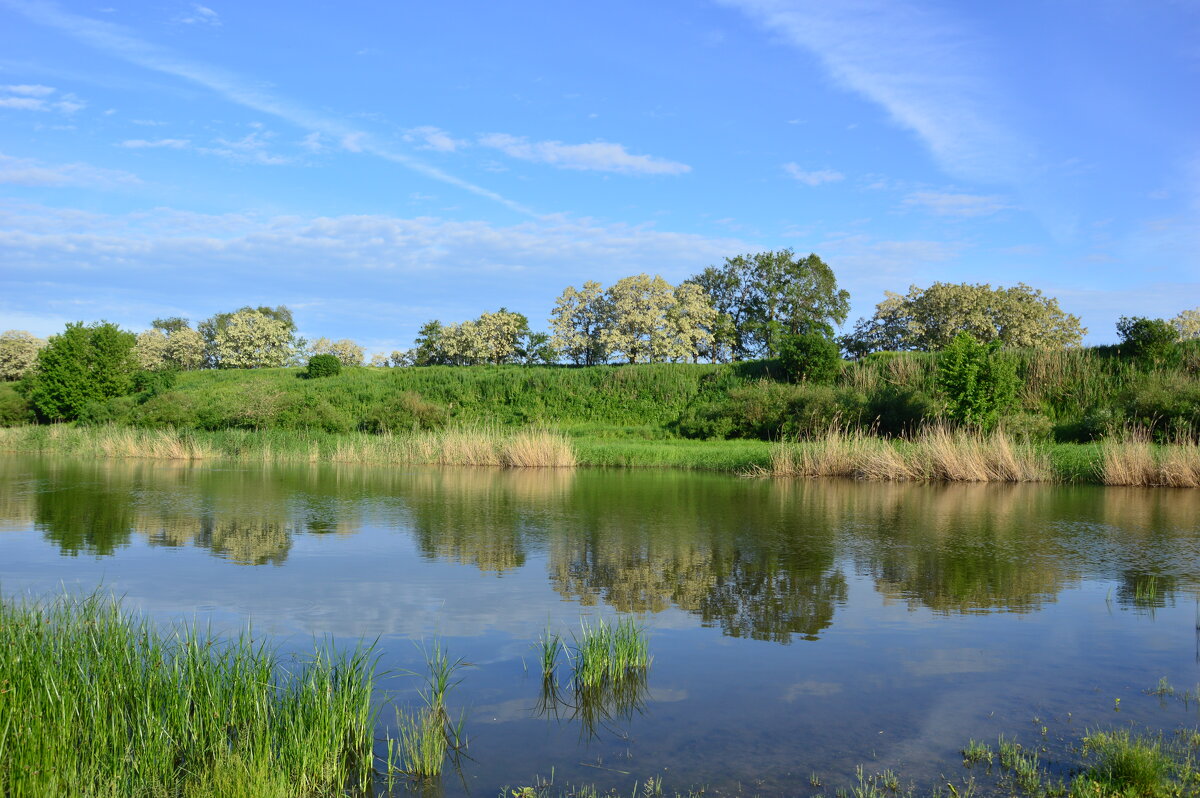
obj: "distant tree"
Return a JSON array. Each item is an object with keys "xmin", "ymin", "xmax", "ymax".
[
  {"xmin": 517, "ymin": 331, "xmax": 558, "ymax": 365},
  {"xmin": 474, "ymin": 309, "xmax": 529, "ymax": 365},
  {"xmin": 389, "ymin": 350, "xmax": 413, "ymax": 367},
  {"xmin": 936, "ymin": 332, "xmax": 1019, "ymax": 429},
  {"xmin": 779, "ymin": 333, "xmax": 842, "ymax": 384},
  {"xmin": 134, "ymin": 329, "xmax": 171, "ymax": 371},
  {"xmin": 164, "ymin": 327, "xmax": 206, "ymax": 370},
  {"xmin": 308, "ymin": 337, "xmax": 364, "ymax": 367},
  {"xmin": 369, "ymin": 353, "xmax": 390, "ymax": 367},
  {"xmin": 411, "ymin": 321, "xmax": 451, "ymax": 366},
  {"xmin": 199, "ymin": 305, "xmax": 296, "ymax": 366},
  {"xmin": 843, "ymin": 282, "xmax": 1086, "ymax": 355},
  {"xmin": 1117, "ymin": 316, "xmax": 1180, "ymax": 369},
  {"xmin": 151, "ymin": 316, "xmax": 191, "ymax": 335},
  {"xmin": 665, "ymin": 281, "xmax": 718, "ymax": 363},
  {"xmin": 0, "ymin": 330, "xmax": 47, "ymax": 381},
  {"xmin": 687, "ymin": 250, "xmax": 849, "ymax": 359},
  {"xmin": 549, "ymin": 281, "xmax": 611, "ymax": 365},
  {"xmin": 1170, "ymin": 307, "xmax": 1200, "ymax": 341},
  {"xmin": 211, "ymin": 310, "xmax": 294, "ymax": 368},
  {"xmin": 602, "ymin": 274, "xmax": 680, "ymax": 364},
  {"xmin": 25, "ymin": 321, "xmax": 137, "ymax": 420}
]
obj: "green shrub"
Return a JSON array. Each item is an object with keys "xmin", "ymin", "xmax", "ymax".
[
  {"xmin": 783, "ymin": 385, "xmax": 866, "ymax": 438},
  {"xmin": 25, "ymin": 321, "xmax": 138, "ymax": 421},
  {"xmin": 0, "ymin": 382, "xmax": 33, "ymax": 426},
  {"xmin": 779, "ymin": 333, "xmax": 842, "ymax": 384},
  {"xmin": 1117, "ymin": 316, "xmax": 1180, "ymax": 369},
  {"xmin": 360, "ymin": 392, "xmax": 448, "ymax": 434},
  {"xmin": 866, "ymin": 388, "xmax": 936, "ymax": 437},
  {"xmin": 305, "ymin": 353, "xmax": 342, "ymax": 379},
  {"xmin": 937, "ymin": 332, "xmax": 1019, "ymax": 430}
]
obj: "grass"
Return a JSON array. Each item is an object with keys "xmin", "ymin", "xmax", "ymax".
[
  {"xmin": 3, "ymin": 422, "xmax": 1200, "ymax": 486},
  {"xmin": 0, "ymin": 592, "xmax": 380, "ymax": 798},
  {"xmin": 570, "ymin": 617, "xmax": 650, "ymax": 690}
]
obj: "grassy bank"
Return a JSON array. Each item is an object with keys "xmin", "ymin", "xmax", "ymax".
[
  {"xmin": 2, "ymin": 424, "xmax": 1199, "ymax": 486},
  {"xmin": 0, "ymin": 593, "xmax": 380, "ymax": 798}
]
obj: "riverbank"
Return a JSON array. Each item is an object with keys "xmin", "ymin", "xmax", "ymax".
[{"xmin": 2, "ymin": 424, "xmax": 1198, "ymax": 486}]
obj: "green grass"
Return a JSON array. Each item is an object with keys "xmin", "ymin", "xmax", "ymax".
[
  {"xmin": 0, "ymin": 592, "xmax": 380, "ymax": 798},
  {"xmin": 571, "ymin": 617, "xmax": 650, "ymax": 690}
]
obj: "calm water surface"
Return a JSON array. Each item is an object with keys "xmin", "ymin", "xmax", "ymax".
[{"xmin": 2, "ymin": 455, "xmax": 1199, "ymax": 795}]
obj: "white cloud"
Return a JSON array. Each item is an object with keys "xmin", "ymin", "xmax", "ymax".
[
  {"xmin": 176, "ymin": 4, "xmax": 220, "ymax": 26},
  {"xmin": 119, "ymin": 138, "xmax": 190, "ymax": 149},
  {"xmin": 0, "ymin": 152, "xmax": 141, "ymax": 187},
  {"xmin": 404, "ymin": 125, "xmax": 465, "ymax": 153},
  {"xmin": 299, "ymin": 132, "xmax": 324, "ymax": 153},
  {"xmin": 904, "ymin": 191, "xmax": 1010, "ymax": 217},
  {"xmin": 7, "ymin": 2, "xmax": 534, "ymax": 215},
  {"xmin": 2, "ymin": 84, "xmax": 56, "ymax": 96},
  {"xmin": 202, "ymin": 131, "xmax": 289, "ymax": 165},
  {"xmin": 721, "ymin": 0, "xmax": 1029, "ymax": 183},
  {"xmin": 479, "ymin": 133, "xmax": 691, "ymax": 175},
  {"xmin": 783, "ymin": 163, "xmax": 844, "ymax": 186},
  {"xmin": 0, "ymin": 96, "xmax": 47, "ymax": 110}
]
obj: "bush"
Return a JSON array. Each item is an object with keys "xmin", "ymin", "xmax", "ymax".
[
  {"xmin": 866, "ymin": 388, "xmax": 937, "ymax": 437},
  {"xmin": 359, "ymin": 392, "xmax": 448, "ymax": 434},
  {"xmin": 305, "ymin": 354, "xmax": 342, "ymax": 379},
  {"xmin": 936, "ymin": 332, "xmax": 1019, "ymax": 430},
  {"xmin": 0, "ymin": 382, "xmax": 33, "ymax": 426},
  {"xmin": 778, "ymin": 333, "xmax": 842, "ymax": 384},
  {"xmin": 1117, "ymin": 316, "xmax": 1180, "ymax": 369},
  {"xmin": 25, "ymin": 322, "xmax": 138, "ymax": 421}
]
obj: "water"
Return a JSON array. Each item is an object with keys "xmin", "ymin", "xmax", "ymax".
[{"xmin": 2, "ymin": 455, "xmax": 1199, "ymax": 794}]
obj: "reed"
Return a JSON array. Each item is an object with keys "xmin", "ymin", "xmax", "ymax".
[
  {"xmin": 1101, "ymin": 437, "xmax": 1200, "ymax": 487},
  {"xmin": 571, "ymin": 617, "xmax": 650, "ymax": 690},
  {"xmin": 0, "ymin": 592, "xmax": 379, "ymax": 798}
]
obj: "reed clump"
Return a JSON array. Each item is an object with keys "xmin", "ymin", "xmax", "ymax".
[
  {"xmin": 0, "ymin": 592, "xmax": 378, "ymax": 798},
  {"xmin": 387, "ymin": 641, "xmax": 469, "ymax": 782},
  {"xmin": 763, "ymin": 427, "xmax": 1051, "ymax": 483},
  {"xmin": 1101, "ymin": 437, "xmax": 1200, "ymax": 487}
]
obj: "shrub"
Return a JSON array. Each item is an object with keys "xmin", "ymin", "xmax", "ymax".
[
  {"xmin": 0, "ymin": 382, "xmax": 33, "ymax": 426},
  {"xmin": 866, "ymin": 388, "xmax": 937, "ymax": 437},
  {"xmin": 937, "ymin": 332, "xmax": 1019, "ymax": 430},
  {"xmin": 360, "ymin": 392, "xmax": 448, "ymax": 434},
  {"xmin": 1117, "ymin": 316, "xmax": 1180, "ymax": 369},
  {"xmin": 305, "ymin": 354, "xmax": 342, "ymax": 379},
  {"xmin": 25, "ymin": 322, "xmax": 138, "ymax": 421},
  {"xmin": 779, "ymin": 333, "xmax": 842, "ymax": 384}
]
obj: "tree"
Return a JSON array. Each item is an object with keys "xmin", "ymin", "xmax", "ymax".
[
  {"xmin": 199, "ymin": 305, "xmax": 296, "ymax": 366},
  {"xmin": 687, "ymin": 250, "xmax": 850, "ymax": 359},
  {"xmin": 665, "ymin": 282, "xmax": 718, "ymax": 363},
  {"xmin": 936, "ymin": 332, "xmax": 1018, "ymax": 429},
  {"xmin": 134, "ymin": 329, "xmax": 171, "ymax": 371},
  {"xmin": 151, "ymin": 316, "xmax": 191, "ymax": 335},
  {"xmin": 549, "ymin": 281, "xmax": 611, "ymax": 365},
  {"xmin": 602, "ymin": 274, "xmax": 679, "ymax": 364},
  {"xmin": 211, "ymin": 310, "xmax": 294, "ymax": 368},
  {"xmin": 474, "ymin": 309, "xmax": 529, "ymax": 365},
  {"xmin": 1117, "ymin": 316, "xmax": 1180, "ymax": 368},
  {"xmin": 0, "ymin": 330, "xmax": 47, "ymax": 381},
  {"xmin": 843, "ymin": 282, "xmax": 1086, "ymax": 354},
  {"xmin": 1170, "ymin": 308, "xmax": 1200, "ymax": 341},
  {"xmin": 25, "ymin": 321, "xmax": 137, "ymax": 421},
  {"xmin": 779, "ymin": 333, "xmax": 842, "ymax": 384},
  {"xmin": 411, "ymin": 321, "xmax": 451, "ymax": 366},
  {"xmin": 164, "ymin": 327, "xmax": 205, "ymax": 370},
  {"xmin": 308, "ymin": 337, "xmax": 364, "ymax": 367}
]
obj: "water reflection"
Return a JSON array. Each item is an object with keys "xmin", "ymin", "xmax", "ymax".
[{"xmin": 2, "ymin": 457, "xmax": 1199, "ymax": 637}]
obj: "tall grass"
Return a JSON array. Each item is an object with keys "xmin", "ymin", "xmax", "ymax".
[
  {"xmin": 0, "ymin": 592, "xmax": 379, "ymax": 798},
  {"xmin": 571, "ymin": 617, "xmax": 650, "ymax": 690},
  {"xmin": 764, "ymin": 427, "xmax": 1052, "ymax": 483},
  {"xmin": 1101, "ymin": 437, "xmax": 1200, "ymax": 487}
]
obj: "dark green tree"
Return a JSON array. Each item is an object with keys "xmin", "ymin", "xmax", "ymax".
[
  {"xmin": 151, "ymin": 316, "xmax": 190, "ymax": 335},
  {"xmin": 936, "ymin": 332, "xmax": 1019, "ymax": 430},
  {"xmin": 688, "ymin": 250, "xmax": 849, "ymax": 359},
  {"xmin": 1116, "ymin": 316, "xmax": 1180, "ymax": 369},
  {"xmin": 778, "ymin": 333, "xmax": 842, "ymax": 384},
  {"xmin": 25, "ymin": 321, "xmax": 137, "ymax": 421},
  {"xmin": 411, "ymin": 320, "xmax": 451, "ymax": 366}
]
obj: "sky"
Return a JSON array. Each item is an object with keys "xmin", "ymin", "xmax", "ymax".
[{"xmin": 1, "ymin": 0, "xmax": 1197, "ymax": 355}]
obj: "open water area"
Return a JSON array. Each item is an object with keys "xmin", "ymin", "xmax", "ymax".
[{"xmin": 1, "ymin": 454, "xmax": 1198, "ymax": 796}]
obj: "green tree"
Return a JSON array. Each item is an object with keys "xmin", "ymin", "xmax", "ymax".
[
  {"xmin": 688, "ymin": 250, "xmax": 849, "ymax": 359},
  {"xmin": 778, "ymin": 333, "xmax": 842, "ymax": 384},
  {"xmin": 936, "ymin": 332, "xmax": 1018, "ymax": 429},
  {"xmin": 411, "ymin": 321, "xmax": 450, "ymax": 366},
  {"xmin": 25, "ymin": 321, "xmax": 137, "ymax": 421},
  {"xmin": 0, "ymin": 330, "xmax": 47, "ymax": 381},
  {"xmin": 844, "ymin": 282, "xmax": 1085, "ymax": 354},
  {"xmin": 1117, "ymin": 316, "xmax": 1180, "ymax": 369}
]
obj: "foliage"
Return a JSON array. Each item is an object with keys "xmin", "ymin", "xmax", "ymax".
[
  {"xmin": 0, "ymin": 330, "xmax": 46, "ymax": 381},
  {"xmin": 211, "ymin": 310, "xmax": 295, "ymax": 369},
  {"xmin": 0, "ymin": 382, "xmax": 33, "ymax": 426},
  {"xmin": 1117, "ymin": 316, "xmax": 1181, "ymax": 369},
  {"xmin": 134, "ymin": 328, "xmax": 170, "ymax": 370},
  {"xmin": 359, "ymin": 390, "xmax": 447, "ymax": 433},
  {"xmin": 843, "ymin": 282, "xmax": 1086, "ymax": 354},
  {"xmin": 308, "ymin": 337, "xmax": 364, "ymax": 367},
  {"xmin": 1171, "ymin": 307, "xmax": 1200, "ymax": 340},
  {"xmin": 937, "ymin": 332, "xmax": 1019, "ymax": 430},
  {"xmin": 687, "ymin": 249, "xmax": 850, "ymax": 358},
  {"xmin": 600, "ymin": 274, "xmax": 717, "ymax": 363},
  {"xmin": 549, "ymin": 280, "xmax": 611, "ymax": 365},
  {"xmin": 25, "ymin": 321, "xmax": 138, "ymax": 421},
  {"xmin": 304, "ymin": 353, "xmax": 342, "ymax": 378},
  {"xmin": 413, "ymin": 309, "xmax": 553, "ymax": 366},
  {"xmin": 136, "ymin": 326, "xmax": 206, "ymax": 371},
  {"xmin": 779, "ymin": 333, "xmax": 842, "ymax": 384}
]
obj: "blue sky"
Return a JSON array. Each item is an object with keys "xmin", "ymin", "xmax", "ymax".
[{"xmin": 1, "ymin": 0, "xmax": 1197, "ymax": 355}]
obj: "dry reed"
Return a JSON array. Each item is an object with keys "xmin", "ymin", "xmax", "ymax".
[{"xmin": 1101, "ymin": 438, "xmax": 1200, "ymax": 487}]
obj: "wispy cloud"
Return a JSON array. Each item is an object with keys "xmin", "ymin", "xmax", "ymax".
[
  {"xmin": 404, "ymin": 126, "xmax": 465, "ymax": 152},
  {"xmin": 0, "ymin": 83, "xmax": 85, "ymax": 112},
  {"xmin": 0, "ymin": 152, "xmax": 141, "ymax": 187},
  {"xmin": 175, "ymin": 4, "xmax": 220, "ymax": 26},
  {"xmin": 783, "ymin": 163, "xmax": 844, "ymax": 186},
  {"xmin": 3, "ymin": 0, "xmax": 534, "ymax": 215},
  {"xmin": 904, "ymin": 190, "xmax": 1010, "ymax": 217},
  {"xmin": 721, "ymin": 0, "xmax": 1029, "ymax": 184},
  {"xmin": 203, "ymin": 130, "xmax": 290, "ymax": 164},
  {"xmin": 479, "ymin": 133, "xmax": 691, "ymax": 175},
  {"xmin": 119, "ymin": 138, "xmax": 190, "ymax": 149}
]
